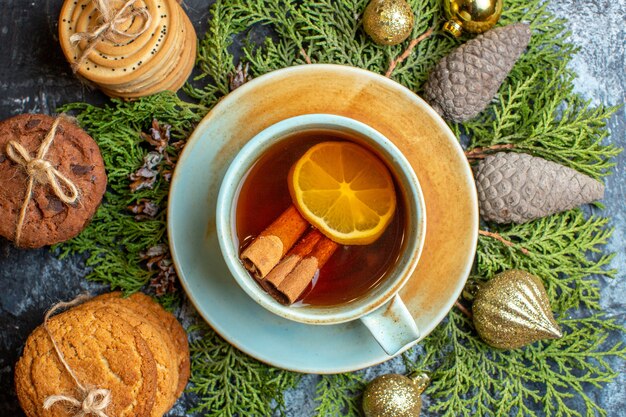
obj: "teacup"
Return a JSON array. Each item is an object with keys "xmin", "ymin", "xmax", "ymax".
[{"xmin": 216, "ymin": 114, "xmax": 427, "ymax": 355}]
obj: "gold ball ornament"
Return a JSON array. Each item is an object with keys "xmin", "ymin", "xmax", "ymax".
[
  {"xmin": 442, "ymin": 0, "xmax": 503, "ymax": 37},
  {"xmin": 362, "ymin": 373, "xmax": 430, "ymax": 417},
  {"xmin": 472, "ymin": 270, "xmax": 563, "ymax": 349},
  {"xmin": 363, "ymin": 0, "xmax": 415, "ymax": 46}
]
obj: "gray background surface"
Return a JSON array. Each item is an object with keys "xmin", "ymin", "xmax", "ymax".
[{"xmin": 0, "ymin": 0, "xmax": 624, "ymax": 415}]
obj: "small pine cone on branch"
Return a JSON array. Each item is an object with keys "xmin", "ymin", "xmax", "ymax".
[
  {"xmin": 423, "ymin": 23, "xmax": 531, "ymax": 122},
  {"xmin": 476, "ymin": 152, "xmax": 605, "ymax": 224}
]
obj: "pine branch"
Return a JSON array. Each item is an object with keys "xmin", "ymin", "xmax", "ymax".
[
  {"xmin": 465, "ymin": 144, "xmax": 516, "ymax": 159},
  {"xmin": 314, "ymin": 373, "xmax": 364, "ymax": 417},
  {"xmin": 476, "ymin": 211, "xmax": 615, "ymax": 312},
  {"xmin": 186, "ymin": 0, "xmax": 247, "ymax": 105},
  {"xmin": 188, "ymin": 325, "xmax": 300, "ymax": 417},
  {"xmin": 55, "ymin": 94, "xmax": 207, "ymax": 293},
  {"xmin": 479, "ymin": 230, "xmax": 530, "ymax": 255},
  {"xmin": 385, "ymin": 24, "xmax": 437, "ymax": 77},
  {"xmin": 410, "ymin": 311, "xmax": 626, "ymax": 417}
]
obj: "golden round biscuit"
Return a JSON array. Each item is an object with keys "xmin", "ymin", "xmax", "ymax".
[
  {"xmin": 58, "ymin": 0, "xmax": 181, "ymax": 85},
  {"xmin": 109, "ymin": 292, "xmax": 191, "ymax": 398},
  {"xmin": 75, "ymin": 296, "xmax": 180, "ymax": 417},
  {"xmin": 94, "ymin": 5, "xmax": 187, "ymax": 91},
  {"xmin": 59, "ymin": 0, "xmax": 177, "ymax": 78},
  {"xmin": 153, "ymin": 12, "xmax": 197, "ymax": 95},
  {"xmin": 122, "ymin": 292, "xmax": 189, "ymax": 397},
  {"xmin": 15, "ymin": 307, "xmax": 157, "ymax": 417},
  {"xmin": 58, "ymin": 0, "xmax": 158, "ymax": 69},
  {"xmin": 57, "ymin": 0, "xmax": 196, "ymax": 98},
  {"xmin": 101, "ymin": 7, "xmax": 191, "ymax": 97},
  {"xmin": 102, "ymin": 14, "xmax": 196, "ymax": 99},
  {"xmin": 78, "ymin": 293, "xmax": 183, "ymax": 415},
  {"xmin": 100, "ymin": 31, "xmax": 182, "ymax": 92},
  {"xmin": 115, "ymin": 24, "xmax": 195, "ymax": 97},
  {"xmin": 111, "ymin": 7, "xmax": 192, "ymax": 90},
  {"xmin": 72, "ymin": 0, "xmax": 171, "ymax": 60}
]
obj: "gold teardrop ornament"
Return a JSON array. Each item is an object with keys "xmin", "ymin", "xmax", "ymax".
[
  {"xmin": 363, "ymin": 0, "xmax": 415, "ymax": 46},
  {"xmin": 362, "ymin": 373, "xmax": 430, "ymax": 417},
  {"xmin": 442, "ymin": 0, "xmax": 503, "ymax": 37},
  {"xmin": 472, "ymin": 270, "xmax": 563, "ymax": 349}
]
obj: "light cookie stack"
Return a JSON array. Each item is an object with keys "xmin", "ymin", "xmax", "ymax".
[
  {"xmin": 58, "ymin": 0, "xmax": 196, "ymax": 99},
  {"xmin": 15, "ymin": 292, "xmax": 190, "ymax": 417}
]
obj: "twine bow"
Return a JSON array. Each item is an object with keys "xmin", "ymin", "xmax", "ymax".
[
  {"xmin": 6, "ymin": 116, "xmax": 80, "ymax": 246},
  {"xmin": 44, "ymin": 389, "xmax": 111, "ymax": 417},
  {"xmin": 42, "ymin": 294, "xmax": 112, "ymax": 417},
  {"xmin": 70, "ymin": 0, "xmax": 152, "ymax": 72}
]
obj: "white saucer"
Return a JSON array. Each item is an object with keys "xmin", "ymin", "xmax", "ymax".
[{"xmin": 168, "ymin": 64, "xmax": 478, "ymax": 373}]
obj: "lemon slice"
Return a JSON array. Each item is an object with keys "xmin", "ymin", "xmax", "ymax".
[{"xmin": 288, "ymin": 141, "xmax": 397, "ymax": 245}]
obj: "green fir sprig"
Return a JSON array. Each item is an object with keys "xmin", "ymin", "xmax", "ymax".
[
  {"xmin": 314, "ymin": 374, "xmax": 364, "ymax": 417},
  {"xmin": 409, "ymin": 312, "xmax": 625, "ymax": 417},
  {"xmin": 56, "ymin": 95, "xmax": 207, "ymax": 295},
  {"xmin": 475, "ymin": 211, "xmax": 615, "ymax": 312},
  {"xmin": 188, "ymin": 325, "xmax": 299, "ymax": 416},
  {"xmin": 57, "ymin": 0, "xmax": 624, "ymax": 415}
]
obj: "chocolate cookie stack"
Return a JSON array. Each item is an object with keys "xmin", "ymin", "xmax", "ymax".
[
  {"xmin": 14, "ymin": 292, "xmax": 190, "ymax": 417},
  {"xmin": 58, "ymin": 0, "xmax": 196, "ymax": 99}
]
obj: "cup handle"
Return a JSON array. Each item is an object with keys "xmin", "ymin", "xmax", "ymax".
[{"xmin": 360, "ymin": 295, "xmax": 420, "ymax": 355}]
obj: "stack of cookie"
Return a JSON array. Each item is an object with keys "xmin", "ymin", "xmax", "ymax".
[
  {"xmin": 58, "ymin": 0, "xmax": 196, "ymax": 99},
  {"xmin": 15, "ymin": 292, "xmax": 190, "ymax": 417}
]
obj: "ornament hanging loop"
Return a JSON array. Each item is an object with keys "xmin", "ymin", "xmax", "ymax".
[{"xmin": 442, "ymin": 20, "xmax": 463, "ymax": 37}]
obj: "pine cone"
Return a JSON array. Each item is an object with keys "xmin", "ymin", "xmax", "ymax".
[
  {"xmin": 423, "ymin": 23, "xmax": 531, "ymax": 122},
  {"xmin": 476, "ymin": 152, "xmax": 604, "ymax": 224}
]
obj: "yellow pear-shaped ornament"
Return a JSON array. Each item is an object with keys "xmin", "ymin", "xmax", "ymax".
[
  {"xmin": 363, "ymin": 0, "xmax": 415, "ymax": 46},
  {"xmin": 362, "ymin": 373, "xmax": 429, "ymax": 417},
  {"xmin": 472, "ymin": 270, "xmax": 563, "ymax": 349},
  {"xmin": 443, "ymin": 0, "xmax": 503, "ymax": 37}
]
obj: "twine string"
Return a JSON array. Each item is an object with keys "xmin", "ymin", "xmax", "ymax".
[
  {"xmin": 69, "ymin": 0, "xmax": 153, "ymax": 72},
  {"xmin": 41, "ymin": 294, "xmax": 112, "ymax": 417},
  {"xmin": 5, "ymin": 116, "xmax": 80, "ymax": 246}
]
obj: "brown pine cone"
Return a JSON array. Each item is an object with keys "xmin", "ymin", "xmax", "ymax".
[
  {"xmin": 423, "ymin": 23, "xmax": 531, "ymax": 122},
  {"xmin": 475, "ymin": 152, "xmax": 604, "ymax": 224}
]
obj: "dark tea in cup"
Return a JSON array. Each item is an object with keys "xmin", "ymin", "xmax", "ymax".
[{"xmin": 234, "ymin": 129, "xmax": 407, "ymax": 306}]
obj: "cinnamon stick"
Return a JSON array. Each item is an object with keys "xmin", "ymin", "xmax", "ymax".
[
  {"xmin": 264, "ymin": 229, "xmax": 324, "ymax": 289},
  {"xmin": 264, "ymin": 231, "xmax": 339, "ymax": 305},
  {"xmin": 240, "ymin": 205, "xmax": 309, "ymax": 278}
]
